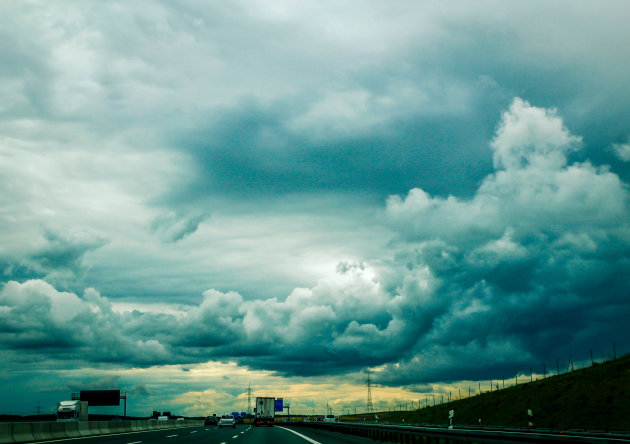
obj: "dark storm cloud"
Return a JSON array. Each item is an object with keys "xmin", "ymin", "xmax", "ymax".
[
  {"xmin": 151, "ymin": 212, "xmax": 208, "ymax": 243},
  {"xmin": 377, "ymin": 98, "xmax": 630, "ymax": 384},
  {"xmin": 3, "ymin": 1, "xmax": 630, "ymax": 208},
  {"xmin": 30, "ymin": 231, "xmax": 108, "ymax": 274},
  {"xmin": 176, "ymin": 100, "xmax": 491, "ymax": 200},
  {"xmin": 0, "ymin": 230, "xmax": 107, "ymax": 288},
  {"xmin": 128, "ymin": 384, "xmax": 151, "ymax": 396},
  {"xmin": 153, "ymin": 2, "xmax": 630, "ymax": 205},
  {"xmin": 3, "ymin": 99, "xmax": 628, "ymax": 384},
  {"xmin": 2, "ymin": 2, "xmax": 630, "ymax": 405},
  {"xmin": 66, "ymin": 376, "xmax": 120, "ymax": 392}
]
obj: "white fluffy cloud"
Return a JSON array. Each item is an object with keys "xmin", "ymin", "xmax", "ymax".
[
  {"xmin": 379, "ymin": 98, "xmax": 630, "ymax": 382},
  {"xmin": 612, "ymin": 140, "xmax": 630, "ymax": 162}
]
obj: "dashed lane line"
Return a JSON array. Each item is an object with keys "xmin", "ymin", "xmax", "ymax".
[{"xmin": 23, "ymin": 426, "xmax": 199, "ymax": 443}]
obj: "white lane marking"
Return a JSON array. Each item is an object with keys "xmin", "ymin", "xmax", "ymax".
[
  {"xmin": 21, "ymin": 426, "xmax": 201, "ymax": 443},
  {"xmin": 127, "ymin": 442, "xmax": 142, "ymax": 444},
  {"xmin": 190, "ymin": 430, "xmax": 198, "ymax": 433},
  {"xmin": 232, "ymin": 435, "xmax": 239, "ymax": 438},
  {"xmin": 277, "ymin": 427, "xmax": 323, "ymax": 444},
  {"xmin": 166, "ymin": 435, "xmax": 178, "ymax": 438}
]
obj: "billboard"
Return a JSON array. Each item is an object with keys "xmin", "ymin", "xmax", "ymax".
[
  {"xmin": 79, "ymin": 390, "xmax": 120, "ymax": 406},
  {"xmin": 274, "ymin": 398, "xmax": 283, "ymax": 412}
]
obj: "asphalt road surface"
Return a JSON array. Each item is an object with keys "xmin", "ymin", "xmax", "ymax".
[{"xmin": 28, "ymin": 424, "xmax": 376, "ymax": 444}]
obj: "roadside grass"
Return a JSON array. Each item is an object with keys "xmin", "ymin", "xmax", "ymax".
[{"xmin": 342, "ymin": 353, "xmax": 630, "ymax": 431}]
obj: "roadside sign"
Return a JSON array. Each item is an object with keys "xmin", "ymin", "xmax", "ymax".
[
  {"xmin": 274, "ymin": 398, "xmax": 283, "ymax": 411},
  {"xmin": 79, "ymin": 390, "xmax": 120, "ymax": 406}
]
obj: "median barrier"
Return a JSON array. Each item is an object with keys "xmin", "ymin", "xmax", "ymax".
[
  {"xmin": 107, "ymin": 420, "xmax": 128, "ymax": 434},
  {"xmin": 52, "ymin": 421, "xmax": 75, "ymax": 439},
  {"xmin": 2, "ymin": 419, "xmax": 204, "ymax": 443},
  {"xmin": 0, "ymin": 423, "xmax": 14, "ymax": 443},
  {"xmin": 29, "ymin": 422, "xmax": 49, "ymax": 441},
  {"xmin": 97, "ymin": 420, "xmax": 112, "ymax": 434},
  {"xmin": 102, "ymin": 420, "xmax": 113, "ymax": 434},
  {"xmin": 9, "ymin": 423, "xmax": 34, "ymax": 443},
  {"xmin": 77, "ymin": 420, "xmax": 91, "ymax": 436},
  {"xmin": 88, "ymin": 420, "xmax": 109, "ymax": 435}
]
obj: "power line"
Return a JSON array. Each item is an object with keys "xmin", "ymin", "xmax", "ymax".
[
  {"xmin": 246, "ymin": 382, "xmax": 252, "ymax": 415},
  {"xmin": 366, "ymin": 371, "xmax": 374, "ymax": 414}
]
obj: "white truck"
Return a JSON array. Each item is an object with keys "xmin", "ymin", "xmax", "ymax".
[
  {"xmin": 57, "ymin": 400, "xmax": 88, "ymax": 421},
  {"xmin": 253, "ymin": 397, "xmax": 275, "ymax": 426}
]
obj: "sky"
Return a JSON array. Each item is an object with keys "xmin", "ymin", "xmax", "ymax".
[{"xmin": 1, "ymin": 0, "xmax": 630, "ymax": 417}]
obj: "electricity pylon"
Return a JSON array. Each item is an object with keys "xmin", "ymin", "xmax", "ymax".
[
  {"xmin": 366, "ymin": 371, "xmax": 374, "ymax": 414},
  {"xmin": 246, "ymin": 382, "xmax": 252, "ymax": 415}
]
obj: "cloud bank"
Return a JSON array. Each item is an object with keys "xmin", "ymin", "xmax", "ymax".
[{"xmin": 3, "ymin": 99, "xmax": 628, "ymax": 385}]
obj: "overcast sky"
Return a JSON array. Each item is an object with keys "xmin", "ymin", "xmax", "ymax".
[{"xmin": 2, "ymin": 0, "xmax": 630, "ymax": 417}]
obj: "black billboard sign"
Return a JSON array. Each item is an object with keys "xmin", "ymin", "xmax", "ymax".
[{"xmin": 79, "ymin": 390, "xmax": 121, "ymax": 406}]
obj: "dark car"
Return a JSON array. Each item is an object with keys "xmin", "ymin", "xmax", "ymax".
[{"xmin": 204, "ymin": 415, "xmax": 218, "ymax": 426}]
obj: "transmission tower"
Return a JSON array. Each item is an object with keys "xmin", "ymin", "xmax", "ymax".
[
  {"xmin": 246, "ymin": 382, "xmax": 252, "ymax": 415},
  {"xmin": 366, "ymin": 371, "xmax": 374, "ymax": 414}
]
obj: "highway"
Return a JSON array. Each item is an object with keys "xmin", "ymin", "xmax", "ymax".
[{"xmin": 26, "ymin": 424, "xmax": 376, "ymax": 444}]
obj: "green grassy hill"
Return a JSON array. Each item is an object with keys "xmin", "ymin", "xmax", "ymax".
[{"xmin": 344, "ymin": 354, "xmax": 630, "ymax": 432}]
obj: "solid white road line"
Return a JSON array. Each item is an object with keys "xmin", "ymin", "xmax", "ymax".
[
  {"xmin": 127, "ymin": 442, "xmax": 142, "ymax": 444},
  {"xmin": 166, "ymin": 435, "xmax": 178, "ymax": 438},
  {"xmin": 277, "ymin": 427, "xmax": 323, "ymax": 444},
  {"xmin": 23, "ymin": 426, "xmax": 198, "ymax": 443},
  {"xmin": 190, "ymin": 430, "xmax": 197, "ymax": 433}
]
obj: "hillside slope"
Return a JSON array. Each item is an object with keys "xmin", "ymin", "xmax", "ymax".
[{"xmin": 369, "ymin": 354, "xmax": 630, "ymax": 431}]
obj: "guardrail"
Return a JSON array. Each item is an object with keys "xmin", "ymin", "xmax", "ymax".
[
  {"xmin": 288, "ymin": 421, "xmax": 630, "ymax": 443},
  {"xmin": 0, "ymin": 419, "xmax": 203, "ymax": 443}
]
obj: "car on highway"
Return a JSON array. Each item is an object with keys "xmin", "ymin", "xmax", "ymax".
[
  {"xmin": 204, "ymin": 415, "xmax": 218, "ymax": 426},
  {"xmin": 323, "ymin": 414, "xmax": 339, "ymax": 422},
  {"xmin": 219, "ymin": 415, "xmax": 236, "ymax": 428}
]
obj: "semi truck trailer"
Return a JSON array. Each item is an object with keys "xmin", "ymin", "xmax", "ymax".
[{"xmin": 253, "ymin": 397, "xmax": 275, "ymax": 426}]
